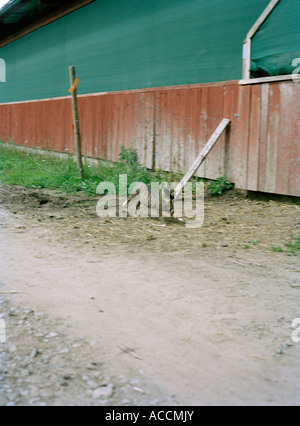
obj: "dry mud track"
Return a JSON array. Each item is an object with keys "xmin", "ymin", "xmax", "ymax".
[{"xmin": 0, "ymin": 184, "xmax": 299, "ymax": 406}]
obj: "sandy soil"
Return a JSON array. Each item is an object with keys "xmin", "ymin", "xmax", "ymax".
[{"xmin": 0, "ymin": 184, "xmax": 299, "ymax": 406}]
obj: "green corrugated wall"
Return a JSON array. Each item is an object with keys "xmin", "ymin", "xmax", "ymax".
[{"xmin": 0, "ymin": 0, "xmax": 298, "ymax": 103}]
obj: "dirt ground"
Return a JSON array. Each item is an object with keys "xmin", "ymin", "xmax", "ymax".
[{"xmin": 0, "ymin": 184, "xmax": 299, "ymax": 406}]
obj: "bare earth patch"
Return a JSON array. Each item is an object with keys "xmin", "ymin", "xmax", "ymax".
[{"xmin": 0, "ymin": 184, "xmax": 299, "ymax": 406}]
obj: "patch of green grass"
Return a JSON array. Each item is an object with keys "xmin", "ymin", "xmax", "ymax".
[
  {"xmin": 207, "ymin": 177, "xmax": 233, "ymax": 196},
  {"xmin": 0, "ymin": 144, "xmax": 181, "ymax": 196},
  {"xmin": 286, "ymin": 234, "xmax": 300, "ymax": 255},
  {"xmin": 268, "ymin": 246, "xmax": 284, "ymax": 253},
  {"xmin": 243, "ymin": 240, "xmax": 261, "ymax": 249},
  {"xmin": 266, "ymin": 235, "xmax": 300, "ymax": 256}
]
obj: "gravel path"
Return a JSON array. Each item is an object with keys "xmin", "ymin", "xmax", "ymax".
[
  {"xmin": 0, "ymin": 298, "xmax": 170, "ymax": 407},
  {"xmin": 0, "ymin": 184, "xmax": 299, "ymax": 406}
]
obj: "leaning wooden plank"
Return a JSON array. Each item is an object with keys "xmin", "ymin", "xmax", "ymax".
[
  {"xmin": 246, "ymin": 0, "xmax": 281, "ymax": 40},
  {"xmin": 174, "ymin": 119, "xmax": 231, "ymax": 199}
]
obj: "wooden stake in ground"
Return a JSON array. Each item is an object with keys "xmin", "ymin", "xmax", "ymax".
[
  {"xmin": 69, "ymin": 66, "xmax": 84, "ymax": 179},
  {"xmin": 174, "ymin": 118, "xmax": 231, "ymax": 199}
]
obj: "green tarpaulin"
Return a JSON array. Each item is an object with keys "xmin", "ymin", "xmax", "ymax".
[
  {"xmin": 251, "ymin": 0, "xmax": 300, "ymax": 77},
  {"xmin": 0, "ymin": 0, "xmax": 298, "ymax": 103}
]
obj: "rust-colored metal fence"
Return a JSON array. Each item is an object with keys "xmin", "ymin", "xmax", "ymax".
[{"xmin": 0, "ymin": 79, "xmax": 299, "ymax": 197}]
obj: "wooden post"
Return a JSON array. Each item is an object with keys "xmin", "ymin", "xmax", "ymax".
[
  {"xmin": 174, "ymin": 119, "xmax": 231, "ymax": 199},
  {"xmin": 69, "ymin": 66, "xmax": 84, "ymax": 179},
  {"xmin": 242, "ymin": 39, "xmax": 252, "ymax": 80}
]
